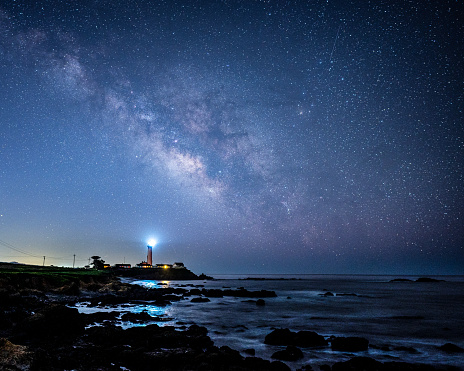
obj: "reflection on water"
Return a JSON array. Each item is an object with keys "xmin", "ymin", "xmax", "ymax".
[{"xmin": 73, "ymin": 275, "xmax": 464, "ymax": 369}]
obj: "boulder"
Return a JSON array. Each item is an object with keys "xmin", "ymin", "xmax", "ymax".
[
  {"xmin": 331, "ymin": 336, "xmax": 369, "ymax": 352},
  {"xmin": 438, "ymin": 343, "xmax": 464, "ymax": 353},
  {"xmin": 294, "ymin": 330, "xmax": 328, "ymax": 347},
  {"xmin": 265, "ymin": 329, "xmax": 327, "ymax": 347},
  {"xmin": 264, "ymin": 328, "xmax": 296, "ymax": 346},
  {"xmin": 0, "ymin": 338, "xmax": 33, "ymax": 370},
  {"xmin": 332, "ymin": 356, "xmax": 384, "ymax": 371},
  {"xmin": 256, "ymin": 299, "xmax": 266, "ymax": 306},
  {"xmin": 18, "ymin": 304, "xmax": 83, "ymax": 341},
  {"xmin": 271, "ymin": 345, "xmax": 304, "ymax": 361},
  {"xmin": 121, "ymin": 310, "xmax": 153, "ymax": 322}
]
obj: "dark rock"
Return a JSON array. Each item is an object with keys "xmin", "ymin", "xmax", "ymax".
[
  {"xmin": 383, "ymin": 361, "xmax": 443, "ymax": 370},
  {"xmin": 270, "ymin": 361, "xmax": 292, "ymax": 371},
  {"xmin": 438, "ymin": 343, "xmax": 464, "ymax": 353},
  {"xmin": 271, "ymin": 345, "xmax": 304, "ymax": 361},
  {"xmin": 296, "ymin": 365, "xmax": 313, "ymax": 371},
  {"xmin": 331, "ymin": 336, "xmax": 369, "ymax": 352},
  {"xmin": 121, "ymin": 310, "xmax": 153, "ymax": 322},
  {"xmin": 295, "ymin": 330, "xmax": 328, "ymax": 347},
  {"xmin": 17, "ymin": 304, "xmax": 83, "ymax": 342},
  {"xmin": 198, "ymin": 273, "xmax": 214, "ymax": 280},
  {"xmin": 0, "ymin": 338, "xmax": 33, "ymax": 370},
  {"xmin": 332, "ymin": 356, "xmax": 384, "ymax": 371},
  {"xmin": 319, "ymin": 365, "xmax": 331, "ymax": 371},
  {"xmin": 265, "ymin": 329, "xmax": 327, "ymax": 347},
  {"xmin": 243, "ymin": 348, "xmax": 255, "ymax": 356},
  {"xmin": 321, "ymin": 292, "xmax": 334, "ymax": 297},
  {"xmin": 265, "ymin": 328, "xmax": 296, "ymax": 346},
  {"xmin": 256, "ymin": 299, "xmax": 266, "ymax": 306},
  {"xmin": 390, "ymin": 278, "xmax": 412, "ymax": 282},
  {"xmin": 191, "ymin": 297, "xmax": 210, "ymax": 303}
]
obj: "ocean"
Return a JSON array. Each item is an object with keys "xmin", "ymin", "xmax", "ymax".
[{"xmin": 75, "ymin": 274, "xmax": 464, "ymax": 369}]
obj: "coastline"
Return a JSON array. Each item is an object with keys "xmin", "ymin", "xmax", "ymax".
[{"xmin": 1, "ymin": 266, "xmax": 462, "ymax": 370}]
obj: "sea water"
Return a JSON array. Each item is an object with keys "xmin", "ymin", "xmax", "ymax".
[{"xmin": 77, "ymin": 275, "xmax": 464, "ymax": 369}]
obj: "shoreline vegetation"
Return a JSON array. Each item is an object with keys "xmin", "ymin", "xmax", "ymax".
[{"xmin": 0, "ymin": 263, "xmax": 462, "ymax": 371}]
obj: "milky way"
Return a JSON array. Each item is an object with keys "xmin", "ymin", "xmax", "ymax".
[{"xmin": 0, "ymin": 1, "xmax": 462, "ymax": 274}]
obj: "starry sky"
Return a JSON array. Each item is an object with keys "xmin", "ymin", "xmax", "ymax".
[{"xmin": 1, "ymin": 0, "xmax": 463, "ymax": 274}]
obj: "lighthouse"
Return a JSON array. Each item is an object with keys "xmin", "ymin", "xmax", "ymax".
[
  {"xmin": 147, "ymin": 239, "xmax": 156, "ymax": 266},
  {"xmin": 147, "ymin": 245, "xmax": 152, "ymax": 265}
]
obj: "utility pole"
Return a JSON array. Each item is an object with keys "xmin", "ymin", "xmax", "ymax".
[
  {"xmin": 73, "ymin": 254, "xmax": 76, "ymax": 268},
  {"xmin": 43, "ymin": 256, "xmax": 46, "ymax": 266}
]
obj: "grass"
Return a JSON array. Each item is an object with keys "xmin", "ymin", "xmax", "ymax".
[{"xmin": 0, "ymin": 262, "xmax": 110, "ymax": 278}]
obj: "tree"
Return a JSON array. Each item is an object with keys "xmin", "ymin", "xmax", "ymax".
[{"xmin": 90, "ymin": 255, "xmax": 105, "ymax": 270}]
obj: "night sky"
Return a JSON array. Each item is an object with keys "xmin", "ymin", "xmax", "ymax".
[{"xmin": 1, "ymin": 1, "xmax": 463, "ymax": 274}]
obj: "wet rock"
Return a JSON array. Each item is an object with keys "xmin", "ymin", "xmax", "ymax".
[
  {"xmin": 265, "ymin": 328, "xmax": 296, "ymax": 346},
  {"xmin": 121, "ymin": 310, "xmax": 153, "ymax": 322},
  {"xmin": 438, "ymin": 343, "xmax": 464, "ymax": 353},
  {"xmin": 17, "ymin": 304, "xmax": 84, "ymax": 342},
  {"xmin": 383, "ymin": 361, "xmax": 445, "ymax": 370},
  {"xmin": 296, "ymin": 365, "xmax": 313, "ymax": 371},
  {"xmin": 271, "ymin": 345, "xmax": 304, "ymax": 361},
  {"xmin": 332, "ymin": 356, "xmax": 383, "ymax": 371},
  {"xmin": 243, "ymin": 348, "xmax": 255, "ymax": 356},
  {"xmin": 331, "ymin": 336, "xmax": 369, "ymax": 352},
  {"xmin": 295, "ymin": 330, "xmax": 328, "ymax": 347},
  {"xmin": 390, "ymin": 278, "xmax": 412, "ymax": 282},
  {"xmin": 256, "ymin": 299, "xmax": 266, "ymax": 306},
  {"xmin": 243, "ymin": 357, "xmax": 291, "ymax": 371},
  {"xmin": 265, "ymin": 328, "xmax": 327, "ymax": 347}
]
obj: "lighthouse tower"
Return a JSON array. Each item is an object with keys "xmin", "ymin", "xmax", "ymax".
[{"xmin": 147, "ymin": 245, "xmax": 153, "ymax": 266}]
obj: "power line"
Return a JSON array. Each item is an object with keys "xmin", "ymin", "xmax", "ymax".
[
  {"xmin": 0, "ymin": 239, "xmax": 87, "ymax": 265},
  {"xmin": 0, "ymin": 239, "xmax": 43, "ymax": 258}
]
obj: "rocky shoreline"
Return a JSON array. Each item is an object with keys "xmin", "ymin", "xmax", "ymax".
[{"xmin": 0, "ymin": 273, "xmax": 462, "ymax": 371}]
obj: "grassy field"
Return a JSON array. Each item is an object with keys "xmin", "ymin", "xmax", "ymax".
[{"xmin": 0, "ymin": 262, "xmax": 109, "ymax": 277}]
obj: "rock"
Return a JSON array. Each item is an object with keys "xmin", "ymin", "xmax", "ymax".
[
  {"xmin": 265, "ymin": 328, "xmax": 295, "ymax": 345},
  {"xmin": 321, "ymin": 292, "xmax": 334, "ymax": 297},
  {"xmin": 296, "ymin": 365, "xmax": 313, "ymax": 371},
  {"xmin": 294, "ymin": 330, "xmax": 328, "ymax": 347},
  {"xmin": 17, "ymin": 304, "xmax": 83, "ymax": 342},
  {"xmin": 438, "ymin": 343, "xmax": 464, "ymax": 353},
  {"xmin": 243, "ymin": 348, "xmax": 255, "ymax": 356},
  {"xmin": 265, "ymin": 329, "xmax": 327, "ymax": 347},
  {"xmin": 332, "ymin": 356, "xmax": 384, "ymax": 371},
  {"xmin": 390, "ymin": 278, "xmax": 412, "ymax": 282},
  {"xmin": 256, "ymin": 299, "xmax": 266, "ymax": 306},
  {"xmin": 243, "ymin": 357, "xmax": 291, "ymax": 371},
  {"xmin": 271, "ymin": 345, "xmax": 304, "ymax": 361},
  {"xmin": 191, "ymin": 297, "xmax": 210, "ymax": 303},
  {"xmin": 331, "ymin": 336, "xmax": 369, "ymax": 352},
  {"xmin": 0, "ymin": 338, "xmax": 33, "ymax": 370},
  {"xmin": 121, "ymin": 310, "xmax": 153, "ymax": 322}
]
